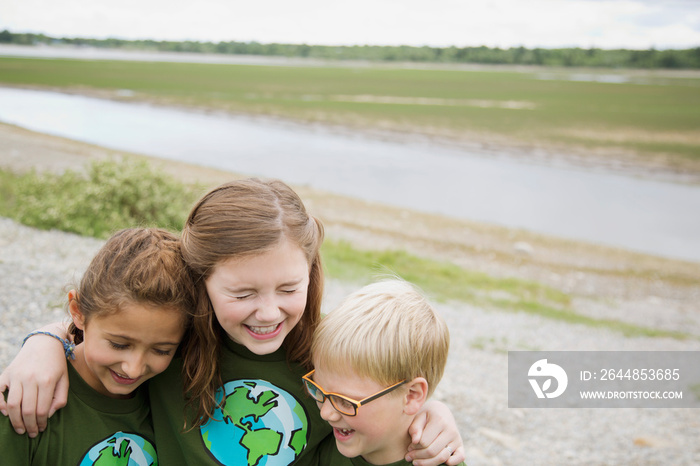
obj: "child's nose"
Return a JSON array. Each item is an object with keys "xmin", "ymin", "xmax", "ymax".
[
  {"xmin": 122, "ymin": 353, "xmax": 147, "ymax": 378},
  {"xmin": 319, "ymin": 398, "xmax": 341, "ymax": 421},
  {"xmin": 255, "ymin": 295, "xmax": 281, "ymax": 322}
]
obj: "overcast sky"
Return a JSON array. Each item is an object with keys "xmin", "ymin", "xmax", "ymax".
[{"xmin": 1, "ymin": 0, "xmax": 699, "ymax": 50}]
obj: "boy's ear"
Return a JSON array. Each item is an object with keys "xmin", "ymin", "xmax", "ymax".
[
  {"xmin": 68, "ymin": 290, "xmax": 86, "ymax": 330},
  {"xmin": 403, "ymin": 377, "xmax": 429, "ymax": 415}
]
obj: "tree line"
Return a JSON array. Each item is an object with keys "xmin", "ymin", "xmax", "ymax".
[{"xmin": 2, "ymin": 30, "xmax": 699, "ymax": 69}]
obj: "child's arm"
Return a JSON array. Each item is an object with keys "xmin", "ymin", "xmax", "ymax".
[
  {"xmin": 0, "ymin": 322, "xmax": 70, "ymax": 438},
  {"xmin": 406, "ymin": 399, "xmax": 466, "ymax": 466}
]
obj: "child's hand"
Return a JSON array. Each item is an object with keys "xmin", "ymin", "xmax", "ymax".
[
  {"xmin": 0, "ymin": 329, "xmax": 70, "ymax": 437},
  {"xmin": 406, "ymin": 400, "xmax": 466, "ymax": 466}
]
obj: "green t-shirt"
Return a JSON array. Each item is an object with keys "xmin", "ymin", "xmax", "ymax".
[
  {"xmin": 0, "ymin": 363, "xmax": 157, "ymax": 465},
  {"xmin": 149, "ymin": 336, "xmax": 331, "ymax": 466},
  {"xmin": 349, "ymin": 457, "xmax": 466, "ymax": 466},
  {"xmin": 317, "ymin": 426, "xmax": 467, "ymax": 466}
]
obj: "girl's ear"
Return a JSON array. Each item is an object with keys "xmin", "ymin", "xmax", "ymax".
[
  {"xmin": 68, "ymin": 290, "xmax": 86, "ymax": 330},
  {"xmin": 403, "ymin": 377, "xmax": 429, "ymax": 415}
]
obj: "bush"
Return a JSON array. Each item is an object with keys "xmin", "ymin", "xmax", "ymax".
[{"xmin": 5, "ymin": 158, "xmax": 198, "ymax": 238}]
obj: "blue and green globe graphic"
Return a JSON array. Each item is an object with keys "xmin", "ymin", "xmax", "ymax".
[
  {"xmin": 200, "ymin": 379, "xmax": 310, "ymax": 466},
  {"xmin": 79, "ymin": 431, "xmax": 157, "ymax": 465}
]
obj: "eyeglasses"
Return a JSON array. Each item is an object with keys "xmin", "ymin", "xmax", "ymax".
[{"xmin": 302, "ymin": 369, "xmax": 407, "ymax": 416}]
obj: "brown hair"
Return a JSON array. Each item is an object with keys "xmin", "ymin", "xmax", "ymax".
[
  {"xmin": 180, "ymin": 178, "xmax": 324, "ymax": 427},
  {"xmin": 69, "ymin": 228, "xmax": 194, "ymax": 344}
]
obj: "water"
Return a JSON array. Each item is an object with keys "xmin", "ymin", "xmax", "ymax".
[{"xmin": 1, "ymin": 86, "xmax": 699, "ymax": 262}]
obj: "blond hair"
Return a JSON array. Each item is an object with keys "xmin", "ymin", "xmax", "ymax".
[{"xmin": 312, "ymin": 279, "xmax": 448, "ymax": 397}]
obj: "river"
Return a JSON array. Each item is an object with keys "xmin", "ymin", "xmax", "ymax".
[{"xmin": 0, "ymin": 86, "xmax": 699, "ymax": 263}]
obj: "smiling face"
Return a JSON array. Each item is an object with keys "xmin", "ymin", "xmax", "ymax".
[
  {"xmin": 70, "ymin": 301, "xmax": 185, "ymax": 398},
  {"xmin": 312, "ymin": 364, "xmax": 414, "ymax": 465},
  {"xmin": 204, "ymin": 238, "xmax": 310, "ymax": 355}
]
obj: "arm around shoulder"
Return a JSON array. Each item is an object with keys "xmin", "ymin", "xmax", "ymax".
[
  {"xmin": 406, "ymin": 399, "xmax": 466, "ymax": 466},
  {"xmin": 0, "ymin": 321, "xmax": 71, "ymax": 437}
]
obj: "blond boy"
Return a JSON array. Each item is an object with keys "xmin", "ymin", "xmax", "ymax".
[{"xmin": 305, "ymin": 279, "xmax": 465, "ymax": 466}]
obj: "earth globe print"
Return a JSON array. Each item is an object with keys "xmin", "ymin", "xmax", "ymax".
[
  {"xmin": 200, "ymin": 379, "xmax": 310, "ymax": 466},
  {"xmin": 79, "ymin": 432, "xmax": 157, "ymax": 465}
]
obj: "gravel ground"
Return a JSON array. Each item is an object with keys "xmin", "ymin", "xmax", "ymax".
[{"xmin": 2, "ymin": 218, "xmax": 699, "ymax": 466}]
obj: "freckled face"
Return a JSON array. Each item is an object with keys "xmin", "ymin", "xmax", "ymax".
[
  {"xmin": 73, "ymin": 303, "xmax": 185, "ymax": 398},
  {"xmin": 205, "ymin": 239, "xmax": 310, "ymax": 355}
]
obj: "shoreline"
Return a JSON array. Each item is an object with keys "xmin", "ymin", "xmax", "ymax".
[
  {"xmin": 2, "ymin": 44, "xmax": 699, "ymax": 185},
  {"xmin": 2, "ymin": 120, "xmax": 699, "ymax": 334},
  {"xmin": 3, "ymin": 80, "xmax": 699, "ymax": 187}
]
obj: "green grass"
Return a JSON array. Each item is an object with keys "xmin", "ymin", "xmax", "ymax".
[
  {"xmin": 322, "ymin": 240, "xmax": 571, "ymax": 308},
  {"xmin": 0, "ymin": 159, "xmax": 690, "ymax": 339},
  {"xmin": 321, "ymin": 240, "xmax": 691, "ymax": 340},
  {"xmin": 1, "ymin": 57, "xmax": 699, "ymax": 165}
]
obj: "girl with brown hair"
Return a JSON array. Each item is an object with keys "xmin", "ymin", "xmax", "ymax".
[{"xmin": 0, "ymin": 228, "xmax": 193, "ymax": 465}]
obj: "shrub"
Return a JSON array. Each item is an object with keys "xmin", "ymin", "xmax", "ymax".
[{"xmin": 5, "ymin": 158, "xmax": 198, "ymax": 238}]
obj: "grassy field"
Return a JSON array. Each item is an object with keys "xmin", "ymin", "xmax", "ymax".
[{"xmin": 1, "ymin": 57, "xmax": 699, "ymax": 171}]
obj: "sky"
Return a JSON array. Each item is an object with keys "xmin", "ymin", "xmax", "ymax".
[{"xmin": 1, "ymin": 0, "xmax": 699, "ymax": 50}]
